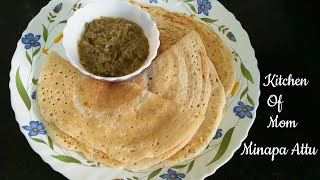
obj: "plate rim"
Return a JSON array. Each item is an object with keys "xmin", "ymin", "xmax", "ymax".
[{"xmin": 9, "ymin": 0, "xmax": 261, "ymax": 179}]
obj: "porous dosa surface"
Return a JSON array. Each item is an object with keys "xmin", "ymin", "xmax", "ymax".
[
  {"xmin": 130, "ymin": 0, "xmax": 235, "ymax": 96},
  {"xmin": 41, "ymin": 59, "xmax": 225, "ymax": 170},
  {"xmin": 128, "ymin": 59, "xmax": 225, "ymax": 170},
  {"xmin": 37, "ymin": 52, "xmax": 205, "ymax": 163},
  {"xmin": 37, "ymin": 31, "xmax": 213, "ymax": 168},
  {"xmin": 43, "ymin": 120, "xmax": 125, "ymax": 168},
  {"xmin": 124, "ymin": 31, "xmax": 212, "ymax": 170},
  {"xmin": 37, "ymin": 30, "xmax": 225, "ymax": 171},
  {"xmin": 157, "ymin": 59, "xmax": 226, "ymax": 167}
]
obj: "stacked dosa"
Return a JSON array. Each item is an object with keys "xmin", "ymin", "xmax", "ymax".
[
  {"xmin": 37, "ymin": 31, "xmax": 226, "ymax": 170},
  {"xmin": 38, "ymin": 56, "xmax": 204, "ymax": 163},
  {"xmin": 130, "ymin": 0, "xmax": 236, "ymax": 97}
]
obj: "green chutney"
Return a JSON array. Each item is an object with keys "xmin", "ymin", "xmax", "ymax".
[{"xmin": 78, "ymin": 17, "xmax": 149, "ymax": 77}]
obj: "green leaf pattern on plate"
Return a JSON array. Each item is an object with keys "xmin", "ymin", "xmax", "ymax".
[
  {"xmin": 200, "ymin": 17, "xmax": 218, "ymax": 23},
  {"xmin": 31, "ymin": 137, "xmax": 46, "ymax": 144},
  {"xmin": 26, "ymin": 51, "xmax": 32, "ymax": 65},
  {"xmin": 48, "ymin": 136, "xmax": 54, "ymax": 150},
  {"xmin": 247, "ymin": 95, "xmax": 255, "ymax": 106},
  {"xmin": 240, "ymin": 87, "xmax": 248, "ymax": 100},
  {"xmin": 186, "ymin": 160, "xmax": 195, "ymax": 173},
  {"xmin": 147, "ymin": 168, "xmax": 162, "ymax": 180},
  {"xmin": 206, "ymin": 127, "xmax": 235, "ymax": 166},
  {"xmin": 42, "ymin": 24, "xmax": 48, "ymax": 42},
  {"xmin": 33, "ymin": 47, "xmax": 41, "ymax": 57},
  {"xmin": 59, "ymin": 20, "xmax": 68, "ymax": 24},
  {"xmin": 171, "ymin": 164, "xmax": 188, "ymax": 169},
  {"xmin": 16, "ymin": 68, "xmax": 31, "ymax": 110},
  {"xmin": 241, "ymin": 63, "xmax": 254, "ymax": 83},
  {"xmin": 52, "ymin": 155, "xmax": 81, "ymax": 164},
  {"xmin": 188, "ymin": 4, "xmax": 197, "ymax": 13}
]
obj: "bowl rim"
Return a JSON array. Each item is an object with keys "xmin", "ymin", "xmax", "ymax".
[{"xmin": 62, "ymin": 0, "xmax": 160, "ymax": 82}]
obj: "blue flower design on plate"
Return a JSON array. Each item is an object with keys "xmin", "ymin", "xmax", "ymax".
[
  {"xmin": 160, "ymin": 169, "xmax": 185, "ymax": 180},
  {"xmin": 227, "ymin": 32, "xmax": 236, "ymax": 42},
  {"xmin": 233, "ymin": 101, "xmax": 254, "ymax": 119},
  {"xmin": 149, "ymin": 0, "xmax": 158, "ymax": 3},
  {"xmin": 53, "ymin": 3, "xmax": 63, "ymax": 13},
  {"xmin": 197, "ymin": 0, "xmax": 212, "ymax": 16},
  {"xmin": 31, "ymin": 90, "xmax": 36, "ymax": 100},
  {"xmin": 213, "ymin": 128, "xmax": 222, "ymax": 139},
  {"xmin": 21, "ymin": 33, "xmax": 41, "ymax": 49},
  {"xmin": 22, "ymin": 121, "xmax": 47, "ymax": 136}
]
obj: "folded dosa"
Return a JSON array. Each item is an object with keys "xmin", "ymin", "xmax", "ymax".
[
  {"xmin": 37, "ymin": 31, "xmax": 213, "ymax": 167},
  {"xmin": 37, "ymin": 53, "xmax": 204, "ymax": 163},
  {"xmin": 130, "ymin": 0, "xmax": 236, "ymax": 96}
]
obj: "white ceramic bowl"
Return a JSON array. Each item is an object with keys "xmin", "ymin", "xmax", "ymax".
[{"xmin": 63, "ymin": 0, "xmax": 160, "ymax": 82}]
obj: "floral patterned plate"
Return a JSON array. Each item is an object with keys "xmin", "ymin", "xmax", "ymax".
[{"xmin": 9, "ymin": 0, "xmax": 260, "ymax": 179}]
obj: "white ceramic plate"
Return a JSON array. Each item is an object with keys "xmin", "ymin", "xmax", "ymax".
[{"xmin": 9, "ymin": 0, "xmax": 260, "ymax": 179}]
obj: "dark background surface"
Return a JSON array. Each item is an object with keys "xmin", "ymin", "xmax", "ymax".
[{"xmin": 1, "ymin": 0, "xmax": 320, "ymax": 179}]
